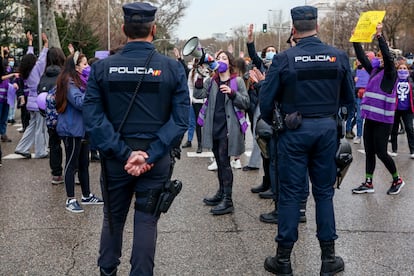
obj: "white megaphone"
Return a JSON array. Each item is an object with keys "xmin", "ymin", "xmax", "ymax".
[{"xmin": 182, "ymin": 36, "xmax": 219, "ymax": 71}]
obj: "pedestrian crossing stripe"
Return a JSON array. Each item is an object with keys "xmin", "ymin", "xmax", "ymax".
[{"xmin": 186, "ymin": 151, "xmax": 251, "ymax": 158}]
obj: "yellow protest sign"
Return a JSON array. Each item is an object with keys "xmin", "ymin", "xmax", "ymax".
[{"xmin": 349, "ymin": 11, "xmax": 386, "ymax": 43}]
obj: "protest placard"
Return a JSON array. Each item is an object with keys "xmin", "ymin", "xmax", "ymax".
[{"xmin": 349, "ymin": 11, "xmax": 386, "ymax": 43}]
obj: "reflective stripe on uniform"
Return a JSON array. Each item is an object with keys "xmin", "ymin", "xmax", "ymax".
[
  {"xmin": 364, "ymin": 91, "xmax": 396, "ymax": 104},
  {"xmin": 360, "ymin": 105, "xmax": 395, "ymax": 117}
]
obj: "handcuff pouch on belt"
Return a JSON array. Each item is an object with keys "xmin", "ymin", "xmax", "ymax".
[{"xmin": 284, "ymin": 111, "xmax": 302, "ymax": 130}]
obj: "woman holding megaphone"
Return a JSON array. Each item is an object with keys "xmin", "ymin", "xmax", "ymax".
[{"xmin": 193, "ymin": 50, "xmax": 250, "ymax": 215}]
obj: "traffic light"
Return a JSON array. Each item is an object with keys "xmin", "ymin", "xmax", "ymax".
[{"xmin": 262, "ymin": 23, "xmax": 267, "ymax": 33}]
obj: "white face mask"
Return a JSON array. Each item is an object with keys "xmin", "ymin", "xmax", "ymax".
[{"xmin": 265, "ymin": 51, "xmax": 275, "ymax": 61}]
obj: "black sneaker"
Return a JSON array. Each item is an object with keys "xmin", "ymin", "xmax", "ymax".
[
  {"xmin": 14, "ymin": 151, "xmax": 32, "ymax": 159},
  {"xmin": 66, "ymin": 199, "xmax": 84, "ymax": 213},
  {"xmin": 352, "ymin": 182, "xmax": 374, "ymax": 194},
  {"xmin": 81, "ymin": 193, "xmax": 104, "ymax": 205},
  {"xmin": 387, "ymin": 177, "xmax": 405, "ymax": 195}
]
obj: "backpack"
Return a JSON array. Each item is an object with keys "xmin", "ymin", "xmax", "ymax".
[
  {"xmin": 37, "ymin": 72, "xmax": 58, "ymax": 116},
  {"xmin": 45, "ymin": 87, "xmax": 58, "ymax": 129}
]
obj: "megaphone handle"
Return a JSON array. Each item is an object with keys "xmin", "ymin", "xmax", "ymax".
[{"xmin": 199, "ymin": 48, "xmax": 206, "ymax": 65}]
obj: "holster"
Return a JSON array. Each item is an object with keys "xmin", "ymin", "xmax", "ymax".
[
  {"xmin": 134, "ymin": 180, "xmax": 183, "ymax": 217},
  {"xmin": 272, "ymin": 105, "xmax": 284, "ymax": 132},
  {"xmin": 154, "ymin": 180, "xmax": 183, "ymax": 217}
]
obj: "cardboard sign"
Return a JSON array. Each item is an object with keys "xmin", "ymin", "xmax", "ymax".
[
  {"xmin": 95, "ymin": 50, "xmax": 110, "ymax": 59},
  {"xmin": 349, "ymin": 11, "xmax": 386, "ymax": 43}
]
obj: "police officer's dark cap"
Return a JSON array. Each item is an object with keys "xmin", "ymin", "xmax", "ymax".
[
  {"xmin": 123, "ymin": 2, "xmax": 157, "ymax": 23},
  {"xmin": 291, "ymin": 5, "xmax": 317, "ymax": 22}
]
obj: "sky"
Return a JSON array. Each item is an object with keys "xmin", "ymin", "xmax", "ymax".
[{"xmin": 175, "ymin": 0, "xmax": 310, "ymax": 40}]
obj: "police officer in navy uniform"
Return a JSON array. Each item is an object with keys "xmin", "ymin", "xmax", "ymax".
[
  {"xmin": 260, "ymin": 6, "xmax": 354, "ymax": 276},
  {"xmin": 83, "ymin": 2, "xmax": 189, "ymax": 275}
]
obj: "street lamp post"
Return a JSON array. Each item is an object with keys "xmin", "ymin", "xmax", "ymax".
[
  {"xmin": 107, "ymin": 0, "xmax": 111, "ymax": 50},
  {"xmin": 269, "ymin": 9, "xmax": 283, "ymax": 52},
  {"xmin": 278, "ymin": 10, "xmax": 282, "ymax": 52},
  {"xmin": 332, "ymin": 0, "xmax": 337, "ymax": 46},
  {"xmin": 37, "ymin": 0, "xmax": 42, "ymax": 51}
]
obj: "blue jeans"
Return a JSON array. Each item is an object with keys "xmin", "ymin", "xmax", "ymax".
[
  {"xmin": 346, "ymin": 96, "xmax": 363, "ymax": 137},
  {"xmin": 0, "ymin": 102, "xmax": 10, "ymax": 135},
  {"xmin": 354, "ymin": 98, "xmax": 363, "ymax": 137},
  {"xmin": 187, "ymin": 106, "xmax": 195, "ymax": 142}
]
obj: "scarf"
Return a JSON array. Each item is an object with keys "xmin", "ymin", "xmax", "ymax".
[
  {"xmin": 79, "ymin": 72, "xmax": 88, "ymax": 92},
  {"xmin": 197, "ymin": 76, "xmax": 248, "ymax": 134}
]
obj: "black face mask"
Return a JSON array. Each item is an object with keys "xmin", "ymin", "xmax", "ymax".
[{"xmin": 357, "ymin": 65, "xmax": 363, "ymax": 69}]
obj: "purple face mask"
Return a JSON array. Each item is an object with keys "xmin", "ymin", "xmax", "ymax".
[
  {"xmin": 371, "ymin": 58, "xmax": 380, "ymax": 69},
  {"xmin": 217, "ymin": 61, "xmax": 228, "ymax": 73},
  {"xmin": 398, "ymin": 69, "xmax": 410, "ymax": 80},
  {"xmin": 82, "ymin": 65, "xmax": 91, "ymax": 78}
]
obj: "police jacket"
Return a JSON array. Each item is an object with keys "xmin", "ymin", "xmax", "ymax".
[
  {"xmin": 83, "ymin": 42, "xmax": 189, "ymax": 164},
  {"xmin": 260, "ymin": 36, "xmax": 354, "ymax": 124}
]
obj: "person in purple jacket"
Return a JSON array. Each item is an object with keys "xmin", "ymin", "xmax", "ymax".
[
  {"xmin": 0, "ymin": 58, "xmax": 18, "ymax": 144},
  {"xmin": 14, "ymin": 32, "xmax": 49, "ymax": 159},
  {"xmin": 389, "ymin": 62, "xmax": 414, "ymax": 158},
  {"xmin": 352, "ymin": 23, "xmax": 405, "ymax": 195}
]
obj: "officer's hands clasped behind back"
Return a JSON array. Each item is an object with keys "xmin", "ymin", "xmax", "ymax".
[{"xmin": 124, "ymin": 150, "xmax": 154, "ymax": 176}]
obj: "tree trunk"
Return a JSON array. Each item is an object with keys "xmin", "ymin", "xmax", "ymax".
[{"xmin": 38, "ymin": 0, "xmax": 61, "ymax": 48}]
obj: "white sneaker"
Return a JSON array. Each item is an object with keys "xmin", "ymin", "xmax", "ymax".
[
  {"xmin": 208, "ymin": 161, "xmax": 218, "ymax": 171},
  {"xmin": 410, "ymin": 153, "xmax": 414, "ymax": 159},
  {"xmin": 353, "ymin": 137, "xmax": 361, "ymax": 144},
  {"xmin": 231, "ymin": 159, "xmax": 242, "ymax": 169},
  {"xmin": 388, "ymin": 151, "xmax": 398, "ymax": 157}
]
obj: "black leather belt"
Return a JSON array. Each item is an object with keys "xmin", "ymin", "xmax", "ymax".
[{"xmin": 124, "ymin": 137, "xmax": 155, "ymax": 151}]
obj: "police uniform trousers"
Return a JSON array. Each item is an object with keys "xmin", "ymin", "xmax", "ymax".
[
  {"xmin": 269, "ymin": 134, "xmax": 309, "ymax": 202},
  {"xmin": 98, "ymin": 153, "xmax": 170, "ymax": 276},
  {"xmin": 275, "ymin": 117, "xmax": 338, "ymax": 247}
]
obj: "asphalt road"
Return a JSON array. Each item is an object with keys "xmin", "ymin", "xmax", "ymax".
[{"xmin": 1, "ymin": 122, "xmax": 414, "ymax": 276}]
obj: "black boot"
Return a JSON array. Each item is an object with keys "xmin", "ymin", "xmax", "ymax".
[
  {"xmin": 259, "ymin": 188, "xmax": 274, "ymax": 199},
  {"xmin": 320, "ymin": 240, "xmax": 344, "ymax": 276},
  {"xmin": 182, "ymin": 141, "xmax": 192, "ymax": 148},
  {"xmin": 260, "ymin": 200, "xmax": 278, "ymax": 224},
  {"xmin": 299, "ymin": 199, "xmax": 307, "ymax": 223},
  {"xmin": 264, "ymin": 245, "xmax": 293, "ymax": 275},
  {"xmin": 196, "ymin": 145, "xmax": 202, "ymax": 153},
  {"xmin": 90, "ymin": 150, "xmax": 100, "ymax": 162},
  {"xmin": 100, "ymin": 267, "xmax": 117, "ymax": 276},
  {"xmin": 251, "ymin": 176, "xmax": 270, "ymax": 193},
  {"xmin": 203, "ymin": 190, "xmax": 223, "ymax": 206},
  {"xmin": 210, "ymin": 194, "xmax": 234, "ymax": 215}
]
